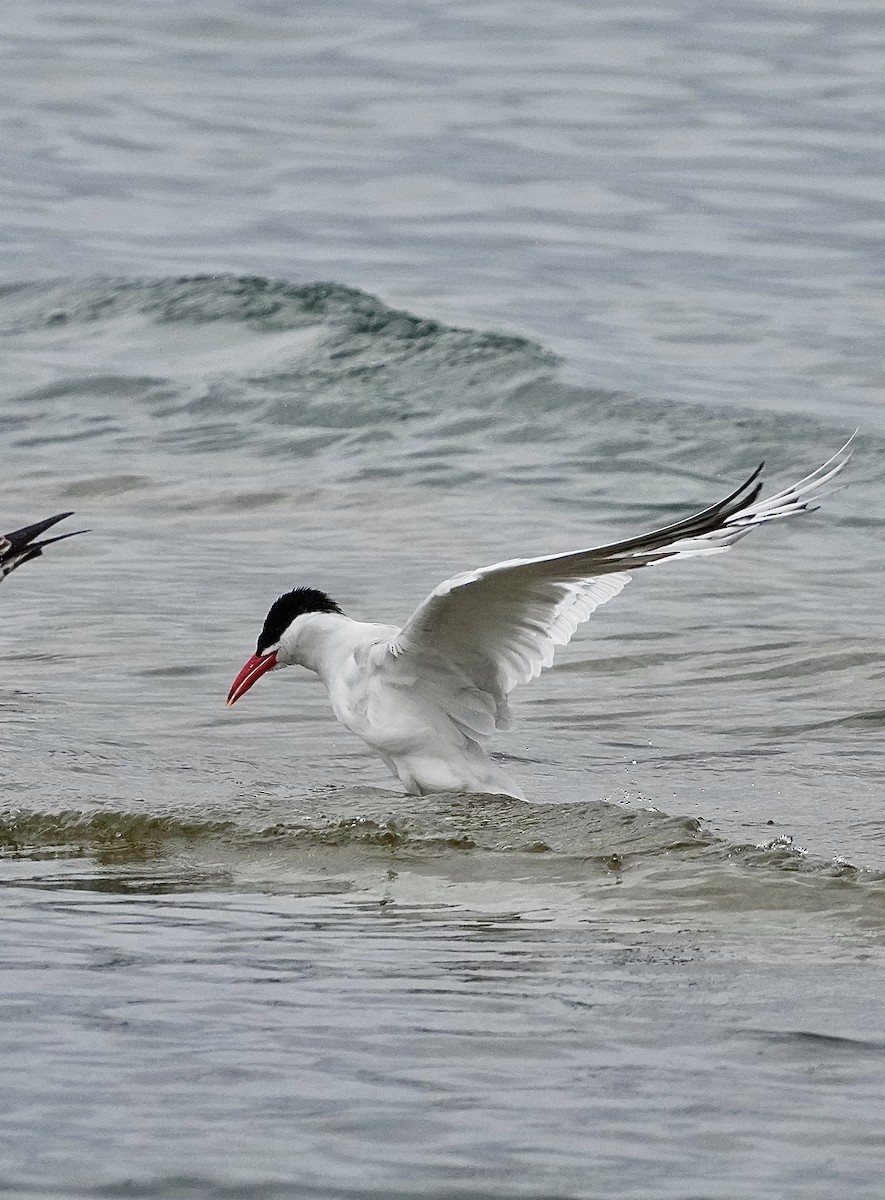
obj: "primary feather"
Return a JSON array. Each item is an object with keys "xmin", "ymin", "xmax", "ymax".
[
  {"xmin": 0, "ymin": 512, "xmax": 86, "ymax": 582},
  {"xmin": 384, "ymin": 440, "xmax": 852, "ymax": 727}
]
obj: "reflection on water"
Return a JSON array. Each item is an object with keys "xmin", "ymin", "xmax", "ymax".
[{"xmin": 4, "ymin": 879, "xmax": 885, "ymax": 1200}]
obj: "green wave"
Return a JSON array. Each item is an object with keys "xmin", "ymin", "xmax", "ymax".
[{"xmin": 0, "ymin": 796, "xmax": 877, "ymax": 882}]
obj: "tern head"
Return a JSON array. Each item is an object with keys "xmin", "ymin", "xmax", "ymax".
[{"xmin": 226, "ymin": 587, "xmax": 344, "ymax": 706}]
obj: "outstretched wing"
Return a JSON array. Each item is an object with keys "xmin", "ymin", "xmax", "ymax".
[
  {"xmin": 382, "ymin": 439, "xmax": 853, "ymax": 739},
  {"xmin": 0, "ymin": 513, "xmax": 86, "ymax": 581}
]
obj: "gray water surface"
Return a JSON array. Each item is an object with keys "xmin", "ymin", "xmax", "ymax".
[{"xmin": 2, "ymin": 2, "xmax": 885, "ymax": 1197}]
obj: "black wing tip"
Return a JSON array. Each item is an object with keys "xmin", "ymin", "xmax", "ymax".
[
  {"xmin": 0, "ymin": 513, "xmax": 87, "ymax": 577},
  {"xmin": 34, "ymin": 527, "xmax": 90, "ymax": 549},
  {"xmin": 2, "ymin": 511, "xmax": 78, "ymax": 549}
]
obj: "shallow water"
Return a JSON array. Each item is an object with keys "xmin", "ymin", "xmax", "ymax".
[{"xmin": 2, "ymin": 2, "xmax": 885, "ymax": 1198}]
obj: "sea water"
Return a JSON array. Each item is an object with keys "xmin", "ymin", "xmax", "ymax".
[{"xmin": 2, "ymin": 3, "xmax": 885, "ymax": 1197}]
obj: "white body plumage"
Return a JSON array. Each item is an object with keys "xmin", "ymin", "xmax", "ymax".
[{"xmin": 227, "ymin": 440, "xmax": 852, "ymax": 798}]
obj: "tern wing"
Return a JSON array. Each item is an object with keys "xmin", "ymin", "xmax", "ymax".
[
  {"xmin": 0, "ymin": 513, "xmax": 86, "ymax": 581},
  {"xmin": 382, "ymin": 439, "xmax": 853, "ymax": 739}
]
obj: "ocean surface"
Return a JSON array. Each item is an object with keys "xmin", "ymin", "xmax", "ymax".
[{"xmin": 1, "ymin": 2, "xmax": 885, "ymax": 1198}]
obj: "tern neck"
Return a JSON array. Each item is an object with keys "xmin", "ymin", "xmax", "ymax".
[{"xmin": 281, "ymin": 611, "xmax": 356, "ymax": 680}]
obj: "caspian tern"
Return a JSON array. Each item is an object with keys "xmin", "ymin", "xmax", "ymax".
[
  {"xmin": 227, "ymin": 440, "xmax": 852, "ymax": 799},
  {"xmin": 0, "ymin": 513, "xmax": 85, "ymax": 583}
]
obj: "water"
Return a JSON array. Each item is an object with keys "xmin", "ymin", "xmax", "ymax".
[{"xmin": 1, "ymin": 2, "xmax": 885, "ymax": 1197}]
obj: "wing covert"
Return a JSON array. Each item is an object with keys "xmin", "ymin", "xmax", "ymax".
[{"xmin": 383, "ymin": 438, "xmax": 852, "ymax": 734}]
